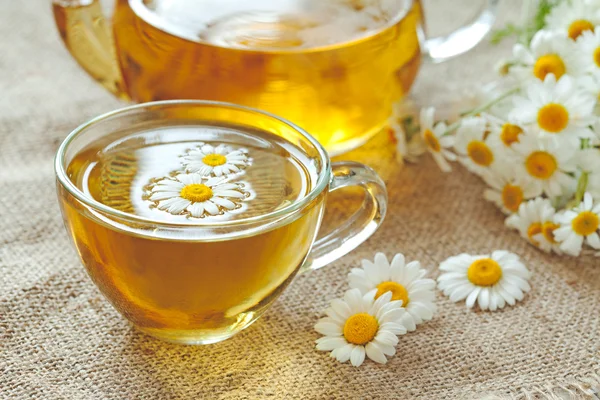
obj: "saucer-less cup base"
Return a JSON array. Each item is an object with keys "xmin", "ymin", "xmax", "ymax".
[{"xmin": 55, "ymin": 101, "xmax": 387, "ymax": 345}]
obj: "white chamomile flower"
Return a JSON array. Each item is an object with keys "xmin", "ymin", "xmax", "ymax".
[
  {"xmin": 482, "ymin": 164, "xmax": 542, "ymax": 215},
  {"xmin": 419, "ymin": 107, "xmax": 456, "ymax": 172},
  {"xmin": 146, "ymin": 173, "xmax": 248, "ymax": 218},
  {"xmin": 483, "ymin": 113, "xmax": 526, "ymax": 153},
  {"xmin": 577, "ymin": 29, "xmax": 600, "ymax": 75},
  {"xmin": 347, "ymin": 253, "xmax": 436, "ymax": 332},
  {"xmin": 314, "ymin": 289, "xmax": 407, "ymax": 367},
  {"xmin": 554, "ymin": 192, "xmax": 600, "ymax": 256},
  {"xmin": 512, "ymin": 132, "xmax": 578, "ymax": 198},
  {"xmin": 506, "ymin": 197, "xmax": 562, "ymax": 253},
  {"xmin": 580, "ymin": 148, "xmax": 600, "ymax": 198},
  {"xmin": 510, "ymin": 74, "xmax": 595, "ymax": 144},
  {"xmin": 182, "ymin": 143, "xmax": 249, "ymax": 177},
  {"xmin": 545, "ymin": 0, "xmax": 600, "ymax": 41},
  {"xmin": 438, "ymin": 250, "xmax": 531, "ymax": 311},
  {"xmin": 454, "ymin": 116, "xmax": 499, "ymax": 175},
  {"xmin": 388, "ymin": 110, "xmax": 425, "ymax": 163},
  {"xmin": 510, "ymin": 30, "xmax": 585, "ymax": 82}
]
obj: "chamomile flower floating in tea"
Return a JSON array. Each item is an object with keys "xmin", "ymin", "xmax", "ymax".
[
  {"xmin": 437, "ymin": 251, "xmax": 532, "ymax": 311},
  {"xmin": 482, "ymin": 164, "xmax": 542, "ymax": 215},
  {"xmin": 554, "ymin": 192, "xmax": 600, "ymax": 256},
  {"xmin": 419, "ymin": 107, "xmax": 456, "ymax": 172},
  {"xmin": 510, "ymin": 30, "xmax": 584, "ymax": 82},
  {"xmin": 506, "ymin": 198, "xmax": 561, "ymax": 254},
  {"xmin": 314, "ymin": 289, "xmax": 407, "ymax": 367},
  {"xmin": 544, "ymin": 0, "xmax": 599, "ymax": 41},
  {"xmin": 145, "ymin": 173, "xmax": 250, "ymax": 218},
  {"xmin": 182, "ymin": 143, "xmax": 250, "ymax": 177},
  {"xmin": 347, "ymin": 253, "xmax": 436, "ymax": 332}
]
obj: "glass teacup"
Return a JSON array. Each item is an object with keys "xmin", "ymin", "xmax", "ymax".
[{"xmin": 55, "ymin": 100, "xmax": 387, "ymax": 344}]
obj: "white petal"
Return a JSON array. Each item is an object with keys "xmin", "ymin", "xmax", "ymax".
[
  {"xmin": 314, "ymin": 320, "xmax": 342, "ymax": 336},
  {"xmin": 449, "ymin": 283, "xmax": 474, "ymax": 302},
  {"xmin": 365, "ymin": 342, "xmax": 388, "ymax": 364},
  {"xmin": 203, "ymin": 201, "xmax": 220, "ymax": 215},
  {"xmin": 586, "ymin": 232, "xmax": 600, "ymax": 249},
  {"xmin": 502, "ymin": 275, "xmax": 531, "ymax": 293},
  {"xmin": 187, "ymin": 202, "xmax": 205, "ymax": 218},
  {"xmin": 373, "ymin": 340, "xmax": 396, "ymax": 356},
  {"xmin": 379, "ymin": 322, "xmax": 407, "ymax": 336},
  {"xmin": 210, "ymin": 196, "xmax": 236, "ymax": 209},
  {"xmin": 497, "ymin": 286, "xmax": 516, "ymax": 306},
  {"xmin": 390, "ymin": 253, "xmax": 406, "ymax": 270},
  {"xmin": 315, "ymin": 337, "xmax": 346, "ymax": 351},
  {"xmin": 499, "ymin": 281, "xmax": 525, "ymax": 301},
  {"xmin": 374, "ymin": 330, "xmax": 399, "ymax": 347},
  {"xmin": 333, "ymin": 344, "xmax": 353, "ymax": 363},
  {"xmin": 400, "ymin": 313, "xmax": 416, "ymax": 332},
  {"xmin": 343, "ymin": 289, "xmax": 364, "ymax": 312},
  {"xmin": 478, "ymin": 288, "xmax": 490, "ymax": 310},
  {"xmin": 379, "ymin": 309, "xmax": 405, "ymax": 324},
  {"xmin": 330, "ymin": 299, "xmax": 352, "ymax": 320},
  {"xmin": 213, "ymin": 189, "xmax": 245, "ymax": 198},
  {"xmin": 350, "ymin": 346, "xmax": 366, "ymax": 367},
  {"xmin": 149, "ymin": 191, "xmax": 179, "ymax": 201},
  {"xmin": 465, "ymin": 287, "xmax": 481, "ymax": 309},
  {"xmin": 493, "ymin": 287, "xmax": 506, "ymax": 309}
]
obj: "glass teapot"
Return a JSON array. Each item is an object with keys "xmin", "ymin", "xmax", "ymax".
[{"xmin": 52, "ymin": 0, "xmax": 498, "ymax": 154}]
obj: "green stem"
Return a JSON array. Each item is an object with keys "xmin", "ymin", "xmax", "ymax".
[
  {"xmin": 442, "ymin": 86, "xmax": 520, "ymax": 137},
  {"xmin": 574, "ymin": 172, "xmax": 589, "ymax": 205},
  {"xmin": 459, "ymin": 86, "xmax": 520, "ymax": 118}
]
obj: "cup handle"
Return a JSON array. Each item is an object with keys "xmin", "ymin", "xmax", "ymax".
[
  {"xmin": 423, "ymin": 0, "xmax": 500, "ymax": 64},
  {"xmin": 300, "ymin": 162, "xmax": 387, "ymax": 274}
]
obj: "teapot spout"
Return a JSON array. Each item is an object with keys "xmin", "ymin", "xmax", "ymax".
[{"xmin": 52, "ymin": 0, "xmax": 129, "ymax": 100}]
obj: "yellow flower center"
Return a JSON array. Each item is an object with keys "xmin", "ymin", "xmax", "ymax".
[
  {"xmin": 594, "ymin": 47, "xmax": 600, "ymax": 68},
  {"xmin": 568, "ymin": 19, "xmax": 594, "ymax": 40},
  {"xmin": 533, "ymin": 54, "xmax": 566, "ymax": 81},
  {"xmin": 571, "ymin": 211, "xmax": 600, "ymax": 236},
  {"xmin": 502, "ymin": 184, "xmax": 524, "ymax": 213},
  {"xmin": 537, "ymin": 103, "xmax": 569, "ymax": 133},
  {"xmin": 202, "ymin": 154, "xmax": 227, "ymax": 167},
  {"xmin": 375, "ymin": 281, "xmax": 409, "ymax": 306},
  {"xmin": 180, "ymin": 183, "xmax": 213, "ymax": 203},
  {"xmin": 500, "ymin": 123, "xmax": 523, "ymax": 146},
  {"xmin": 343, "ymin": 313, "xmax": 379, "ymax": 345},
  {"xmin": 467, "ymin": 141, "xmax": 494, "ymax": 166},
  {"xmin": 525, "ymin": 151, "xmax": 558, "ymax": 180},
  {"xmin": 542, "ymin": 221, "xmax": 560, "ymax": 244},
  {"xmin": 528, "ymin": 222, "xmax": 543, "ymax": 246},
  {"xmin": 423, "ymin": 129, "xmax": 441, "ymax": 152},
  {"xmin": 467, "ymin": 258, "xmax": 503, "ymax": 287}
]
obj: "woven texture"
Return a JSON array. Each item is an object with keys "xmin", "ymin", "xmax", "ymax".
[{"xmin": 1, "ymin": 1, "xmax": 599, "ymax": 399}]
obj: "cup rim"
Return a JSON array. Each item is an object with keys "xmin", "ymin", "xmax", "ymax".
[{"xmin": 54, "ymin": 100, "xmax": 331, "ymax": 228}]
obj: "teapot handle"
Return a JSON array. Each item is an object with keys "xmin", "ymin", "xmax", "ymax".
[
  {"xmin": 422, "ymin": 0, "xmax": 500, "ymax": 64},
  {"xmin": 52, "ymin": 0, "xmax": 128, "ymax": 99}
]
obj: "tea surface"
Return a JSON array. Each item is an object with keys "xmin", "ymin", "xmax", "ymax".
[{"xmin": 68, "ymin": 124, "xmax": 317, "ymax": 224}]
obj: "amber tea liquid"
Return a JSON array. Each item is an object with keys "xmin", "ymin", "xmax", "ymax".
[
  {"xmin": 60, "ymin": 123, "xmax": 324, "ymax": 343},
  {"xmin": 53, "ymin": 0, "xmax": 423, "ymax": 154}
]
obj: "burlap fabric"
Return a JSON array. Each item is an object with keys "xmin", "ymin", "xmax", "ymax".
[{"xmin": 1, "ymin": 1, "xmax": 599, "ymax": 399}]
